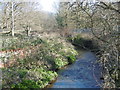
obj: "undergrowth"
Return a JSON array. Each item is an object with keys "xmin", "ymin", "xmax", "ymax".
[{"xmin": 1, "ymin": 33, "xmax": 78, "ymax": 89}]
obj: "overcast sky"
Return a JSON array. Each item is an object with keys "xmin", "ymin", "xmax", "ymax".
[
  {"xmin": 40, "ymin": 0, "xmax": 58, "ymax": 13},
  {"xmin": 0, "ymin": 0, "xmax": 58, "ymax": 13}
]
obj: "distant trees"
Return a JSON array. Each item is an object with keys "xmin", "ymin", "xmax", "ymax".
[
  {"xmin": 0, "ymin": 7, "xmax": 2, "ymax": 30},
  {"xmin": 40, "ymin": 12, "xmax": 57, "ymax": 31},
  {"xmin": 0, "ymin": 2, "xmax": 57, "ymax": 36},
  {"xmin": 1, "ymin": 2, "xmax": 25, "ymax": 36},
  {"xmin": 56, "ymin": 2, "xmax": 69, "ymax": 29},
  {"xmin": 55, "ymin": 1, "xmax": 93, "ymax": 34},
  {"xmin": 11, "ymin": 2, "xmax": 15, "ymax": 36},
  {"xmin": 16, "ymin": 2, "xmax": 41, "ymax": 36}
]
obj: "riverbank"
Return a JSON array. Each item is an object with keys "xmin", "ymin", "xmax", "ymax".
[
  {"xmin": 49, "ymin": 51, "xmax": 103, "ymax": 88},
  {"xmin": 1, "ymin": 33, "xmax": 78, "ymax": 88}
]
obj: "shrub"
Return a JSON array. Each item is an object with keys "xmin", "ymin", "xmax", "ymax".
[
  {"xmin": 2, "ymin": 34, "xmax": 78, "ymax": 88},
  {"xmin": 2, "ymin": 68, "xmax": 57, "ymax": 88},
  {"xmin": 67, "ymin": 54, "xmax": 76, "ymax": 64},
  {"xmin": 11, "ymin": 80, "xmax": 41, "ymax": 89},
  {"xmin": 54, "ymin": 58, "xmax": 68, "ymax": 69}
]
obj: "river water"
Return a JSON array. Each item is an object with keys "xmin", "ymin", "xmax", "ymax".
[{"xmin": 49, "ymin": 51, "xmax": 103, "ymax": 88}]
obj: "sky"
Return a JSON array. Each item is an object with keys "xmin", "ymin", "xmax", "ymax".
[
  {"xmin": 0, "ymin": 0, "xmax": 58, "ymax": 13},
  {"xmin": 40, "ymin": 0, "xmax": 58, "ymax": 13}
]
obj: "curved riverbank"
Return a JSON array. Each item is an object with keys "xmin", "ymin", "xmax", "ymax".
[
  {"xmin": 1, "ymin": 34, "xmax": 78, "ymax": 88},
  {"xmin": 1, "ymin": 33, "xmax": 103, "ymax": 88},
  {"xmin": 47, "ymin": 51, "xmax": 103, "ymax": 88}
]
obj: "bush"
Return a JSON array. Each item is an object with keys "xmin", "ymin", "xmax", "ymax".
[
  {"xmin": 2, "ymin": 34, "xmax": 78, "ymax": 88},
  {"xmin": 67, "ymin": 55, "xmax": 76, "ymax": 64},
  {"xmin": 67, "ymin": 34, "xmax": 98, "ymax": 50},
  {"xmin": 2, "ymin": 68, "xmax": 57, "ymax": 88},
  {"xmin": 11, "ymin": 80, "xmax": 41, "ymax": 89},
  {"xmin": 2, "ymin": 35, "xmax": 44, "ymax": 51},
  {"xmin": 54, "ymin": 58, "xmax": 68, "ymax": 69}
]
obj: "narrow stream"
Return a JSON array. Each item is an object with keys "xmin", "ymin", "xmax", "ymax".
[{"xmin": 49, "ymin": 51, "xmax": 103, "ymax": 88}]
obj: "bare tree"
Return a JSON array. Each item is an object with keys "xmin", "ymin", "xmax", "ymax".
[
  {"xmin": 56, "ymin": 0, "xmax": 120, "ymax": 88},
  {"xmin": 11, "ymin": 2, "xmax": 14, "ymax": 36}
]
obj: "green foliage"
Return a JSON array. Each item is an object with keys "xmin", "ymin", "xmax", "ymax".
[
  {"xmin": 2, "ymin": 35, "xmax": 78, "ymax": 88},
  {"xmin": 10, "ymin": 69, "xmax": 58, "ymax": 89},
  {"xmin": 54, "ymin": 58, "xmax": 68, "ymax": 68},
  {"xmin": 68, "ymin": 34, "xmax": 97, "ymax": 50},
  {"xmin": 2, "ymin": 68, "xmax": 58, "ymax": 88},
  {"xmin": 67, "ymin": 34, "xmax": 80, "ymax": 42},
  {"xmin": 31, "ymin": 38, "xmax": 44, "ymax": 46},
  {"xmin": 11, "ymin": 80, "xmax": 41, "ymax": 89},
  {"xmin": 67, "ymin": 55, "xmax": 76, "ymax": 64},
  {"xmin": 18, "ymin": 70, "xmax": 27, "ymax": 78},
  {"xmin": 71, "ymin": 35, "xmax": 84, "ymax": 45},
  {"xmin": 56, "ymin": 15, "xmax": 66, "ymax": 28},
  {"xmin": 2, "ymin": 36, "xmax": 44, "ymax": 51}
]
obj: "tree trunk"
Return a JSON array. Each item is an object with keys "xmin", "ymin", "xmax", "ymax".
[
  {"xmin": 11, "ymin": 2, "xmax": 14, "ymax": 36},
  {"xmin": 27, "ymin": 26, "xmax": 31, "ymax": 36},
  {"xmin": 117, "ymin": 2, "xmax": 120, "ymax": 28}
]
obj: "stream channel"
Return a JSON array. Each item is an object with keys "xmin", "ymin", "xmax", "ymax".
[{"xmin": 47, "ymin": 51, "xmax": 103, "ymax": 88}]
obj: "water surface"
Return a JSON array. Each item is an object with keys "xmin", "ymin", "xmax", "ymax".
[{"xmin": 50, "ymin": 51, "xmax": 102, "ymax": 88}]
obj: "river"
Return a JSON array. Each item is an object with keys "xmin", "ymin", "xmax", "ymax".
[{"xmin": 48, "ymin": 51, "xmax": 103, "ymax": 88}]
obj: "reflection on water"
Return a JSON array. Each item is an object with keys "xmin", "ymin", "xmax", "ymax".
[{"xmin": 50, "ymin": 51, "xmax": 102, "ymax": 88}]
